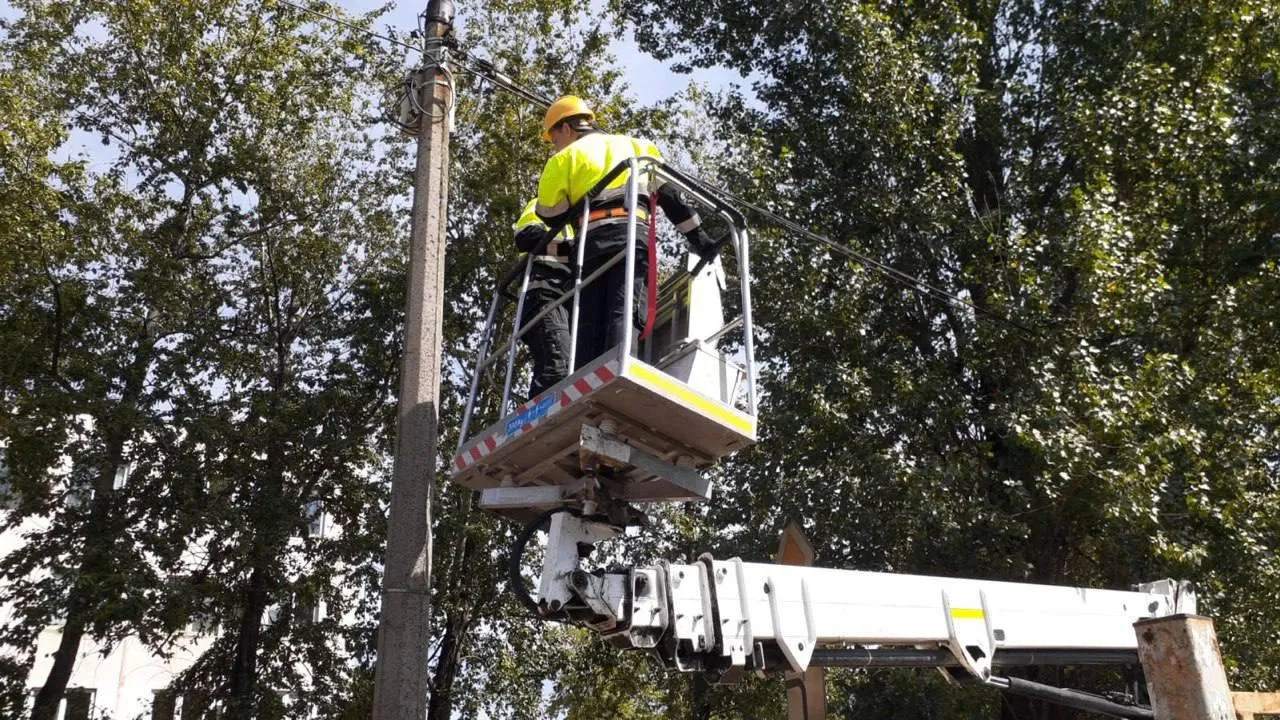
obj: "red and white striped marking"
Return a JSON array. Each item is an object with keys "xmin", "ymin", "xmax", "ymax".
[
  {"xmin": 559, "ymin": 362, "xmax": 616, "ymax": 407},
  {"xmin": 452, "ymin": 360, "xmax": 619, "ymax": 474}
]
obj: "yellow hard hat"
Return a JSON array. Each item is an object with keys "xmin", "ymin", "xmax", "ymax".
[{"xmin": 542, "ymin": 95, "xmax": 594, "ymax": 141}]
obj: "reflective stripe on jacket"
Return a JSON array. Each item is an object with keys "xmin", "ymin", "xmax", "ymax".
[
  {"xmin": 513, "ymin": 199, "xmax": 572, "ymax": 293},
  {"xmin": 514, "ymin": 199, "xmax": 573, "ymax": 265},
  {"xmin": 535, "ymin": 132, "xmax": 703, "ymax": 240}
]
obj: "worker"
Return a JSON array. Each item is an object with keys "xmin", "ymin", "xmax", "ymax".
[
  {"xmin": 512, "ymin": 198, "xmax": 573, "ymax": 397},
  {"xmin": 535, "ymin": 95, "xmax": 716, "ymax": 369}
]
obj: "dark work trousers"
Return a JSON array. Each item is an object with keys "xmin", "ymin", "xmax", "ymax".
[
  {"xmin": 519, "ymin": 273, "xmax": 572, "ymax": 398},
  {"xmin": 574, "ymin": 243, "xmax": 649, "ymax": 371}
]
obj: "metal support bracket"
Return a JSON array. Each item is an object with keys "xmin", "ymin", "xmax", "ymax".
[
  {"xmin": 573, "ymin": 571, "xmax": 629, "ymax": 633},
  {"xmin": 537, "ymin": 512, "xmax": 619, "ymax": 613},
  {"xmin": 942, "ymin": 588, "xmax": 998, "ymax": 684},
  {"xmin": 1135, "ymin": 579, "xmax": 1197, "ymax": 615},
  {"xmin": 478, "ymin": 478, "xmax": 588, "ymax": 512},
  {"xmin": 579, "ymin": 424, "xmax": 712, "ymax": 502},
  {"xmin": 666, "ymin": 562, "xmax": 716, "ymax": 672},
  {"xmin": 624, "ymin": 567, "xmax": 667, "ymax": 649},
  {"xmin": 766, "ymin": 575, "xmax": 816, "ymax": 674}
]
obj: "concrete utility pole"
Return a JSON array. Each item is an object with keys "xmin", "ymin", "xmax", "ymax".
[
  {"xmin": 1135, "ymin": 614, "xmax": 1236, "ymax": 720},
  {"xmin": 373, "ymin": 1, "xmax": 455, "ymax": 717}
]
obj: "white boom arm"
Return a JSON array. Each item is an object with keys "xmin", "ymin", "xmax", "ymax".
[{"xmin": 536, "ymin": 513, "xmax": 1196, "ymax": 685}]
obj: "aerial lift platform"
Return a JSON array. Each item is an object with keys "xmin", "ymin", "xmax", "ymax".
[
  {"xmin": 452, "ymin": 157, "xmax": 757, "ymax": 523},
  {"xmin": 451, "ymin": 157, "xmax": 1193, "ymax": 719}
]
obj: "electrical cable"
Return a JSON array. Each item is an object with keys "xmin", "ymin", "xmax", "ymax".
[
  {"xmin": 272, "ymin": 0, "xmax": 455, "ymax": 129},
  {"xmin": 406, "ymin": 50, "xmax": 457, "ymax": 124},
  {"xmin": 262, "ymin": 22, "xmax": 1150, "ymax": 716},
  {"xmin": 674, "ymin": 173, "xmax": 1045, "ymax": 338},
  {"xmin": 508, "ymin": 507, "xmax": 574, "ymax": 621},
  {"xmin": 266, "ymin": 0, "xmax": 1044, "ymax": 335},
  {"xmin": 273, "ymin": 0, "xmax": 423, "ymax": 54},
  {"xmin": 441, "ymin": 52, "xmax": 1042, "ymax": 339},
  {"xmin": 451, "ymin": 50, "xmax": 553, "ymax": 109}
]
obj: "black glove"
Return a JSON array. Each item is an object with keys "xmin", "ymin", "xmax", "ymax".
[
  {"xmin": 684, "ymin": 227, "xmax": 717, "ymax": 259},
  {"xmin": 514, "ymin": 225, "xmax": 547, "ymax": 253}
]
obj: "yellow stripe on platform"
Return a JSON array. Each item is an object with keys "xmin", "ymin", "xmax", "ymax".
[
  {"xmin": 627, "ymin": 362, "xmax": 755, "ymax": 436},
  {"xmin": 951, "ymin": 608, "xmax": 985, "ymax": 620}
]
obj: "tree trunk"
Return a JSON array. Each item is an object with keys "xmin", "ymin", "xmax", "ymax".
[
  {"xmin": 223, "ymin": 454, "xmax": 289, "ymax": 715},
  {"xmin": 428, "ymin": 493, "xmax": 482, "ymax": 720},
  {"xmin": 226, "ymin": 290, "xmax": 293, "ymax": 717},
  {"xmin": 31, "ymin": 328, "xmax": 154, "ymax": 720},
  {"xmin": 426, "ymin": 614, "xmax": 463, "ymax": 720},
  {"xmin": 688, "ymin": 676, "xmax": 712, "ymax": 720},
  {"xmin": 29, "ymin": 615, "xmax": 84, "ymax": 720},
  {"xmin": 30, "ymin": 461, "xmax": 127, "ymax": 720},
  {"xmin": 30, "ymin": 477, "xmax": 119, "ymax": 720},
  {"xmin": 227, "ymin": 564, "xmax": 270, "ymax": 716}
]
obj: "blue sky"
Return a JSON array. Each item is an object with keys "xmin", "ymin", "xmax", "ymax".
[
  {"xmin": 1, "ymin": 0, "xmax": 750, "ymax": 169},
  {"xmin": 334, "ymin": 0, "xmax": 747, "ymax": 105},
  {"xmin": 1, "ymin": 0, "xmax": 748, "ymax": 105}
]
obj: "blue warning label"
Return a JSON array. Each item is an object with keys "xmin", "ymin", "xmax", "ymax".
[{"xmin": 505, "ymin": 395, "xmax": 557, "ymax": 436}]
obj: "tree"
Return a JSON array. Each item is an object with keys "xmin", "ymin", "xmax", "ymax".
[
  {"xmin": 1, "ymin": 0, "xmax": 756, "ymax": 717},
  {"xmin": 1, "ymin": 0, "xmax": 409, "ymax": 717},
  {"xmin": 414, "ymin": 3, "xmax": 693, "ymax": 716},
  {"xmin": 613, "ymin": 0, "xmax": 1280, "ymax": 714},
  {"xmin": 0, "ymin": 8, "xmax": 92, "ymax": 714},
  {"xmin": 1, "ymin": 3, "xmax": 230, "ymax": 716}
]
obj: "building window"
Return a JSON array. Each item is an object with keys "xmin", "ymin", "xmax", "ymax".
[
  {"xmin": 304, "ymin": 500, "xmax": 325, "ymax": 538},
  {"xmin": 30, "ymin": 688, "xmax": 95, "ymax": 720},
  {"xmin": 177, "ymin": 690, "xmax": 211, "ymax": 720},
  {"xmin": 186, "ymin": 613, "xmax": 219, "ymax": 637},
  {"xmin": 113, "ymin": 461, "xmax": 134, "ymax": 489},
  {"xmin": 65, "ymin": 688, "xmax": 95, "ymax": 720},
  {"xmin": 266, "ymin": 595, "xmax": 324, "ymax": 627},
  {"xmin": 149, "ymin": 689, "xmax": 216, "ymax": 720},
  {"xmin": 64, "ymin": 478, "xmax": 91, "ymax": 509},
  {"xmin": 294, "ymin": 599, "xmax": 324, "ymax": 626},
  {"xmin": 151, "ymin": 689, "xmax": 177, "ymax": 720},
  {"xmin": 0, "ymin": 448, "xmax": 12, "ymax": 508}
]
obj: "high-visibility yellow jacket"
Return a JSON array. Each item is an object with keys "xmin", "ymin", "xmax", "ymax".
[
  {"xmin": 535, "ymin": 132, "xmax": 703, "ymax": 250},
  {"xmin": 514, "ymin": 199, "xmax": 571, "ymax": 260}
]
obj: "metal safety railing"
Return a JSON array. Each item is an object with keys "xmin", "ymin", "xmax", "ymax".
[{"xmin": 456, "ymin": 156, "xmax": 757, "ymax": 453}]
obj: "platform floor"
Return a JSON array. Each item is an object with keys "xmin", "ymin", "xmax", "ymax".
[{"xmin": 451, "ymin": 348, "xmax": 756, "ymax": 497}]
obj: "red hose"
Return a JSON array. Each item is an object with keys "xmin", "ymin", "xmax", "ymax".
[{"xmin": 642, "ymin": 192, "xmax": 658, "ymax": 341}]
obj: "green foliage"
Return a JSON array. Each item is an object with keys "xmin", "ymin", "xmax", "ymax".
[
  {"xmin": 4, "ymin": 0, "xmax": 1278, "ymax": 717},
  {"xmin": 419, "ymin": 3, "xmax": 703, "ymax": 717},
  {"xmin": 544, "ymin": 628, "xmax": 784, "ymax": 720},
  {"xmin": 614, "ymin": 0, "xmax": 1280, "ymax": 712},
  {"xmin": 1, "ymin": 0, "xmax": 407, "ymax": 716},
  {"xmin": 829, "ymin": 669, "xmax": 999, "ymax": 719}
]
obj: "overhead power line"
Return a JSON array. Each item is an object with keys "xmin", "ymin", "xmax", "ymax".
[
  {"xmin": 274, "ymin": 0, "xmax": 424, "ymax": 53},
  {"xmin": 270, "ymin": 0, "xmax": 554, "ymax": 108},
  {"xmin": 267, "ymin": 0, "xmax": 1040, "ymax": 338},
  {"xmin": 439, "ymin": 53, "xmax": 1041, "ymax": 338},
  {"xmin": 673, "ymin": 176, "xmax": 1044, "ymax": 338},
  {"xmin": 451, "ymin": 49, "xmax": 554, "ymax": 108}
]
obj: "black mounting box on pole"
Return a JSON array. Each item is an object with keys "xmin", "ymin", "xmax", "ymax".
[{"xmin": 424, "ymin": 0, "xmax": 454, "ymax": 25}]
